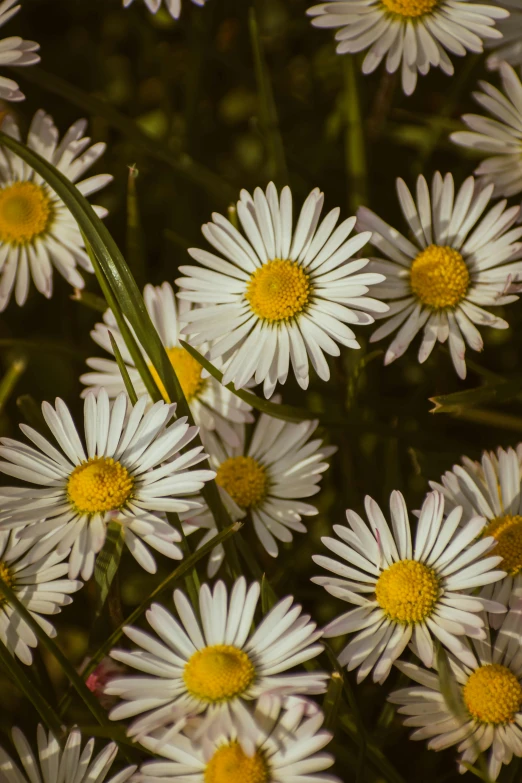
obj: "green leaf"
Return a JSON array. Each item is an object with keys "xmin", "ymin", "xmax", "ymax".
[
  {"xmin": 108, "ymin": 332, "xmax": 138, "ymax": 405},
  {"xmin": 180, "ymin": 341, "xmax": 315, "ymax": 423},
  {"xmin": 93, "ymin": 520, "xmax": 125, "ymax": 621},
  {"xmin": 429, "ymin": 376, "xmax": 522, "ymax": 414},
  {"xmin": 0, "ymin": 640, "xmax": 64, "ymax": 739},
  {"xmin": 71, "ymin": 288, "xmax": 107, "ymax": 313}
]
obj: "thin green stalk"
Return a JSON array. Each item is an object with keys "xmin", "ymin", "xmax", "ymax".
[
  {"xmin": 0, "ymin": 338, "xmax": 84, "ymax": 359},
  {"xmin": 343, "ymin": 56, "xmax": 368, "ymax": 213},
  {"xmin": 249, "ymin": 6, "xmax": 288, "ymax": 188},
  {"xmin": 14, "ymin": 66, "xmax": 236, "ymax": 203},
  {"xmin": 70, "ymin": 289, "xmax": 107, "ymax": 313},
  {"xmin": 108, "ymin": 331, "xmax": 139, "ymax": 405},
  {"xmin": 0, "ymin": 641, "xmax": 64, "ymax": 739},
  {"xmin": 126, "ymin": 166, "xmax": 147, "ymax": 289},
  {"xmin": 322, "ymin": 672, "xmax": 344, "ymax": 732},
  {"xmin": 0, "ymin": 357, "xmax": 26, "ymax": 416},
  {"xmin": 93, "ymin": 520, "xmax": 126, "ymax": 622}
]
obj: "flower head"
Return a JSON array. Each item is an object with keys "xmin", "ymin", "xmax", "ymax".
[
  {"xmin": 451, "ymin": 64, "xmax": 522, "ymax": 198},
  {"xmin": 176, "ymin": 182, "xmax": 387, "ymax": 398},
  {"xmin": 0, "ymin": 726, "xmax": 136, "ymax": 783},
  {"xmin": 312, "ymin": 490, "xmax": 506, "ymax": 683},
  {"xmin": 486, "ymin": 0, "xmax": 522, "ymax": 72},
  {"xmin": 356, "ymin": 172, "xmax": 522, "ymax": 378},
  {"xmin": 81, "ymin": 282, "xmax": 253, "ymax": 446},
  {"xmin": 307, "ymin": 0, "xmax": 507, "ymax": 96},
  {"xmin": 0, "ymin": 527, "xmax": 81, "ymax": 664},
  {"xmin": 0, "ymin": 110, "xmax": 112, "ymax": 310},
  {"xmin": 0, "ymin": 0, "xmax": 39, "ymax": 102},
  {"xmin": 0, "ymin": 389, "xmax": 215, "ymax": 580},
  {"xmin": 390, "ymin": 606, "xmax": 522, "ymax": 780},
  {"xmin": 137, "ymin": 698, "xmax": 339, "ymax": 783},
  {"xmin": 106, "ymin": 577, "xmax": 327, "ymax": 739},
  {"xmin": 123, "ymin": 0, "xmax": 208, "ymax": 19}
]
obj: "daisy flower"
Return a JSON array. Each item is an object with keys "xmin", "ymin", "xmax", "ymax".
[
  {"xmin": 389, "ymin": 606, "xmax": 522, "ymax": 781},
  {"xmin": 105, "ymin": 577, "xmax": 327, "ymax": 739},
  {"xmin": 0, "ymin": 0, "xmax": 39, "ymax": 103},
  {"xmin": 0, "ymin": 110, "xmax": 112, "ymax": 310},
  {"xmin": 0, "ymin": 388, "xmax": 215, "ymax": 580},
  {"xmin": 199, "ymin": 413, "xmax": 335, "ymax": 563},
  {"xmin": 306, "ymin": 0, "xmax": 507, "ymax": 97},
  {"xmin": 430, "ymin": 445, "xmax": 522, "ymax": 617},
  {"xmin": 486, "ymin": 0, "xmax": 522, "ymax": 72},
  {"xmin": 451, "ymin": 64, "xmax": 522, "ymax": 198},
  {"xmin": 123, "ymin": 0, "xmax": 208, "ymax": 19},
  {"xmin": 0, "ymin": 527, "xmax": 81, "ymax": 664},
  {"xmin": 80, "ymin": 282, "xmax": 253, "ymax": 447},
  {"xmin": 137, "ymin": 698, "xmax": 340, "ymax": 783},
  {"xmin": 176, "ymin": 182, "xmax": 387, "ymax": 399},
  {"xmin": 312, "ymin": 490, "xmax": 506, "ymax": 684},
  {"xmin": 0, "ymin": 726, "xmax": 136, "ymax": 783},
  {"xmin": 356, "ymin": 172, "xmax": 522, "ymax": 379}
]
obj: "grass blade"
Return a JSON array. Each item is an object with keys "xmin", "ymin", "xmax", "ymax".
[
  {"xmin": 93, "ymin": 520, "xmax": 126, "ymax": 622},
  {"xmin": 0, "ymin": 357, "xmax": 27, "ymax": 416},
  {"xmin": 108, "ymin": 331, "xmax": 138, "ymax": 405}
]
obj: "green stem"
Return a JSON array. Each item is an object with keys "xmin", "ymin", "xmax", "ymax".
[
  {"xmin": 0, "ymin": 356, "xmax": 27, "ymax": 416},
  {"xmin": 343, "ymin": 56, "xmax": 368, "ymax": 213},
  {"xmin": 108, "ymin": 332, "xmax": 139, "ymax": 405}
]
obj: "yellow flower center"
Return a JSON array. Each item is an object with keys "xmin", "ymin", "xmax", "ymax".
[
  {"xmin": 0, "ymin": 561, "xmax": 13, "ymax": 605},
  {"xmin": 246, "ymin": 259, "xmax": 311, "ymax": 322},
  {"xmin": 410, "ymin": 245, "xmax": 470, "ymax": 309},
  {"xmin": 204, "ymin": 742, "xmax": 269, "ymax": 783},
  {"xmin": 215, "ymin": 456, "xmax": 268, "ymax": 509},
  {"xmin": 148, "ymin": 346, "xmax": 206, "ymax": 403},
  {"xmin": 464, "ymin": 664, "xmax": 522, "ymax": 724},
  {"xmin": 0, "ymin": 181, "xmax": 53, "ymax": 245},
  {"xmin": 381, "ymin": 0, "xmax": 439, "ymax": 17},
  {"xmin": 375, "ymin": 559, "xmax": 440, "ymax": 624},
  {"xmin": 483, "ymin": 514, "xmax": 522, "ymax": 576},
  {"xmin": 183, "ymin": 644, "xmax": 256, "ymax": 703},
  {"xmin": 67, "ymin": 457, "xmax": 134, "ymax": 515}
]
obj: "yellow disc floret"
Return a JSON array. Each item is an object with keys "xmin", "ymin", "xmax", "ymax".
[
  {"xmin": 67, "ymin": 457, "xmax": 134, "ymax": 515},
  {"xmin": 464, "ymin": 664, "xmax": 522, "ymax": 724},
  {"xmin": 483, "ymin": 514, "xmax": 522, "ymax": 576},
  {"xmin": 0, "ymin": 562, "xmax": 13, "ymax": 606},
  {"xmin": 183, "ymin": 644, "xmax": 256, "ymax": 703},
  {"xmin": 215, "ymin": 456, "xmax": 267, "ymax": 509},
  {"xmin": 204, "ymin": 742, "xmax": 269, "ymax": 783},
  {"xmin": 410, "ymin": 245, "xmax": 470, "ymax": 310},
  {"xmin": 246, "ymin": 259, "xmax": 311, "ymax": 322},
  {"xmin": 375, "ymin": 559, "xmax": 440, "ymax": 624},
  {"xmin": 0, "ymin": 181, "xmax": 53, "ymax": 245},
  {"xmin": 381, "ymin": 0, "xmax": 439, "ymax": 17},
  {"xmin": 149, "ymin": 346, "xmax": 206, "ymax": 403}
]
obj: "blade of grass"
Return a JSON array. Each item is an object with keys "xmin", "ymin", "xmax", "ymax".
[
  {"xmin": 71, "ymin": 288, "xmax": 107, "ymax": 313},
  {"xmin": 0, "ymin": 640, "xmax": 64, "ymax": 739},
  {"xmin": 249, "ymin": 6, "xmax": 288, "ymax": 188},
  {"xmin": 446, "ymin": 407, "xmax": 522, "ymax": 433},
  {"xmin": 14, "ymin": 66, "xmax": 236, "ymax": 203},
  {"xmin": 322, "ymin": 672, "xmax": 344, "ymax": 732},
  {"xmin": 0, "ymin": 357, "xmax": 26, "ymax": 416},
  {"xmin": 0, "ymin": 338, "xmax": 84, "ymax": 359},
  {"xmin": 108, "ymin": 331, "xmax": 139, "ymax": 405},
  {"xmin": 126, "ymin": 166, "xmax": 146, "ymax": 289},
  {"xmin": 429, "ymin": 377, "xmax": 522, "ymax": 413},
  {"xmin": 93, "ymin": 520, "xmax": 126, "ymax": 622},
  {"xmin": 16, "ymin": 394, "xmax": 49, "ymax": 435},
  {"xmin": 343, "ymin": 56, "xmax": 368, "ymax": 212}
]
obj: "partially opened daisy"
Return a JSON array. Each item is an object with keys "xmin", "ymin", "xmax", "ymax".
[
  {"xmin": 0, "ymin": 0, "xmax": 39, "ymax": 102},
  {"xmin": 0, "ymin": 389, "xmax": 215, "ymax": 580},
  {"xmin": 486, "ymin": 0, "xmax": 522, "ymax": 72},
  {"xmin": 306, "ymin": 0, "xmax": 507, "ymax": 97},
  {"xmin": 137, "ymin": 698, "xmax": 340, "ymax": 783},
  {"xmin": 0, "ymin": 527, "xmax": 81, "ymax": 664},
  {"xmin": 312, "ymin": 490, "xmax": 506, "ymax": 684},
  {"xmin": 390, "ymin": 606, "xmax": 522, "ymax": 781},
  {"xmin": 431, "ymin": 445, "xmax": 522, "ymax": 615},
  {"xmin": 451, "ymin": 64, "xmax": 522, "ymax": 198},
  {"xmin": 0, "ymin": 110, "xmax": 112, "ymax": 310},
  {"xmin": 81, "ymin": 282, "xmax": 253, "ymax": 447},
  {"xmin": 176, "ymin": 182, "xmax": 387, "ymax": 399},
  {"xmin": 356, "ymin": 172, "xmax": 522, "ymax": 379},
  {"xmin": 123, "ymin": 0, "xmax": 208, "ymax": 18},
  {"xmin": 0, "ymin": 726, "xmax": 136, "ymax": 783},
  {"xmin": 200, "ymin": 413, "xmax": 334, "ymax": 563},
  {"xmin": 106, "ymin": 577, "xmax": 327, "ymax": 739}
]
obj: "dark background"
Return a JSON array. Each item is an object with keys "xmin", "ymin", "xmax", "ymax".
[{"xmin": 1, "ymin": 1, "xmax": 521, "ymax": 781}]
